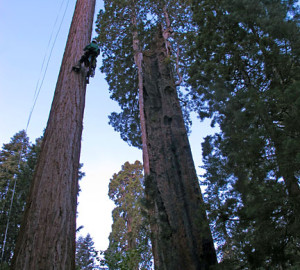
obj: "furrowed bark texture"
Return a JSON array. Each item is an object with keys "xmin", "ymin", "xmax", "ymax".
[
  {"xmin": 11, "ymin": 0, "xmax": 96, "ymax": 269},
  {"xmin": 143, "ymin": 30, "xmax": 217, "ymax": 270}
]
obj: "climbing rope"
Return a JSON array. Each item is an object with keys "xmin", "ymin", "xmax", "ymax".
[
  {"xmin": 27, "ymin": 0, "xmax": 71, "ymax": 131},
  {"xmin": 0, "ymin": 0, "xmax": 71, "ymax": 264}
]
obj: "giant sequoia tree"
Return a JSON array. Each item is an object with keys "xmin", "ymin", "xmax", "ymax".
[
  {"xmin": 11, "ymin": 0, "xmax": 96, "ymax": 269},
  {"xmin": 188, "ymin": 0, "xmax": 300, "ymax": 267},
  {"xmin": 96, "ymin": 1, "xmax": 217, "ymax": 269}
]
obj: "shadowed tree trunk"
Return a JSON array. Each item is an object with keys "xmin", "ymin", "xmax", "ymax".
[
  {"xmin": 11, "ymin": 0, "xmax": 96, "ymax": 269},
  {"xmin": 143, "ymin": 28, "xmax": 217, "ymax": 270}
]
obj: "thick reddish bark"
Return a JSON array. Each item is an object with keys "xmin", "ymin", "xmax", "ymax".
[
  {"xmin": 143, "ymin": 29, "xmax": 217, "ymax": 270},
  {"xmin": 11, "ymin": 0, "xmax": 96, "ymax": 269}
]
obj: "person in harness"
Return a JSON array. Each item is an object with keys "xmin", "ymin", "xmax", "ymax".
[{"xmin": 72, "ymin": 40, "xmax": 100, "ymax": 83}]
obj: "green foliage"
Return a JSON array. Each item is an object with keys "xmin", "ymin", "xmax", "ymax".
[
  {"xmin": 188, "ymin": 0, "xmax": 300, "ymax": 268},
  {"xmin": 75, "ymin": 233, "xmax": 101, "ymax": 270},
  {"xmin": 95, "ymin": 0, "xmax": 194, "ymax": 147},
  {"xmin": 0, "ymin": 131, "xmax": 41, "ymax": 266},
  {"xmin": 102, "ymin": 161, "xmax": 153, "ymax": 270},
  {"xmin": 95, "ymin": 0, "xmax": 146, "ymax": 148},
  {"xmin": 201, "ymin": 134, "xmax": 300, "ymax": 268}
]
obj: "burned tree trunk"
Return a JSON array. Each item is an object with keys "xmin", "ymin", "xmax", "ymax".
[
  {"xmin": 11, "ymin": 0, "xmax": 96, "ymax": 269},
  {"xmin": 143, "ymin": 28, "xmax": 217, "ymax": 270}
]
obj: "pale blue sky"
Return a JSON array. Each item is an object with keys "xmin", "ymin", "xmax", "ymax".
[{"xmin": 0, "ymin": 0, "xmax": 215, "ymax": 252}]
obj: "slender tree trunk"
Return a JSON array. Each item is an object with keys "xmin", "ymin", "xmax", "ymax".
[
  {"xmin": 130, "ymin": 5, "xmax": 156, "ymax": 264},
  {"xmin": 11, "ymin": 0, "xmax": 96, "ymax": 269},
  {"xmin": 143, "ymin": 28, "xmax": 217, "ymax": 270},
  {"xmin": 131, "ymin": 0, "xmax": 150, "ymax": 175}
]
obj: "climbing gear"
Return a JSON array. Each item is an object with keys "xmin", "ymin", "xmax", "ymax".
[
  {"xmin": 72, "ymin": 41, "xmax": 99, "ymax": 83},
  {"xmin": 72, "ymin": 64, "xmax": 81, "ymax": 72},
  {"xmin": 85, "ymin": 57, "xmax": 96, "ymax": 84}
]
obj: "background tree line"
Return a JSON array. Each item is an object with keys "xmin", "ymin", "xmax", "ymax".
[
  {"xmin": 0, "ymin": 132, "xmax": 148, "ymax": 269},
  {"xmin": 0, "ymin": 131, "xmax": 101, "ymax": 270},
  {"xmin": 0, "ymin": 131, "xmax": 41, "ymax": 268}
]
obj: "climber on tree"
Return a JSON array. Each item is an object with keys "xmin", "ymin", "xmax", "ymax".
[{"xmin": 72, "ymin": 40, "xmax": 100, "ymax": 83}]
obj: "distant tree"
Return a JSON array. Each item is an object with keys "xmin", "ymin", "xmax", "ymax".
[
  {"xmin": 188, "ymin": 0, "xmax": 300, "ymax": 268},
  {"xmin": 102, "ymin": 161, "xmax": 153, "ymax": 270},
  {"xmin": 0, "ymin": 131, "xmax": 41, "ymax": 267},
  {"xmin": 76, "ymin": 233, "xmax": 100, "ymax": 270}
]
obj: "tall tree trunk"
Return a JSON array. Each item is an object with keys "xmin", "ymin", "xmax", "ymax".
[
  {"xmin": 143, "ymin": 28, "xmax": 217, "ymax": 270},
  {"xmin": 11, "ymin": 0, "xmax": 96, "ymax": 269}
]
